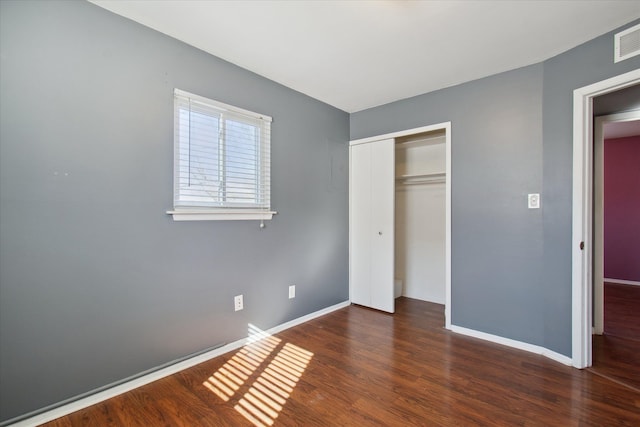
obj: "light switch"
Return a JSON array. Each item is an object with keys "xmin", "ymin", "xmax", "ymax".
[{"xmin": 528, "ymin": 193, "xmax": 540, "ymax": 209}]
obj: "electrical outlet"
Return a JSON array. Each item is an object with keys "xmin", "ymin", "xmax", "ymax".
[
  {"xmin": 234, "ymin": 295, "xmax": 243, "ymax": 311},
  {"xmin": 289, "ymin": 285, "xmax": 296, "ymax": 299}
]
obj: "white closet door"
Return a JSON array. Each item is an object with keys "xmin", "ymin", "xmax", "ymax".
[
  {"xmin": 349, "ymin": 138, "xmax": 395, "ymax": 313},
  {"xmin": 370, "ymin": 139, "xmax": 395, "ymax": 312},
  {"xmin": 350, "ymin": 142, "xmax": 372, "ymax": 307}
]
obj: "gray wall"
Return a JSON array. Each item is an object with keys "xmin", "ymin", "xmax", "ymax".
[
  {"xmin": 352, "ymin": 19, "xmax": 640, "ymax": 357},
  {"xmin": 594, "ymin": 83, "xmax": 640, "ymax": 116},
  {"xmin": 353, "ymin": 64, "xmax": 547, "ymax": 347},
  {"xmin": 0, "ymin": 1, "xmax": 349, "ymax": 422},
  {"xmin": 540, "ymin": 19, "xmax": 640, "ymax": 354}
]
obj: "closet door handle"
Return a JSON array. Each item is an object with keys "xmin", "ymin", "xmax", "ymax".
[{"xmin": 378, "ymin": 231, "xmax": 383, "ymax": 236}]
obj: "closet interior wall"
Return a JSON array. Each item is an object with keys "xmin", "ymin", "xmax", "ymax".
[{"xmin": 395, "ymin": 130, "xmax": 446, "ymax": 304}]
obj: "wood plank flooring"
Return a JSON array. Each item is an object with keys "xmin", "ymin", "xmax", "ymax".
[
  {"xmin": 43, "ymin": 298, "xmax": 640, "ymax": 426},
  {"xmin": 591, "ymin": 282, "xmax": 640, "ymax": 393},
  {"xmin": 604, "ymin": 282, "xmax": 640, "ymax": 340},
  {"xmin": 592, "ymin": 334, "xmax": 640, "ymax": 392}
]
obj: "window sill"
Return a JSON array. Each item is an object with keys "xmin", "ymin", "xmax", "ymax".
[{"xmin": 167, "ymin": 209, "xmax": 277, "ymax": 221}]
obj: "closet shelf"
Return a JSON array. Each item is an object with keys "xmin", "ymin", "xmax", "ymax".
[
  {"xmin": 395, "ymin": 172, "xmax": 446, "ymax": 185},
  {"xmin": 395, "ymin": 133, "xmax": 446, "ymax": 147}
]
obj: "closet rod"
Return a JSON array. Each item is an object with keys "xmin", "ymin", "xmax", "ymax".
[
  {"xmin": 396, "ymin": 172, "xmax": 446, "ymax": 185},
  {"xmin": 397, "ymin": 179, "xmax": 446, "ymax": 186}
]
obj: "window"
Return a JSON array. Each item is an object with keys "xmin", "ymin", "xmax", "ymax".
[{"xmin": 168, "ymin": 89, "xmax": 275, "ymax": 221}]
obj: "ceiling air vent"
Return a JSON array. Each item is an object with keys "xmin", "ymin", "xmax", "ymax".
[{"xmin": 614, "ymin": 23, "xmax": 640, "ymax": 63}]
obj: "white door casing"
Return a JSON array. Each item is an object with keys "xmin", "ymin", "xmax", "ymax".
[{"xmin": 572, "ymin": 68, "xmax": 640, "ymax": 369}]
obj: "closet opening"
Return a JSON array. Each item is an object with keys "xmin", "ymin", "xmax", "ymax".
[
  {"xmin": 349, "ymin": 122, "xmax": 451, "ymax": 326},
  {"xmin": 395, "ymin": 130, "xmax": 446, "ymax": 305}
]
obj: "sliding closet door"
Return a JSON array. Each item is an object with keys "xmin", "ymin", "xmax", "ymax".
[{"xmin": 349, "ymin": 138, "xmax": 395, "ymax": 313}]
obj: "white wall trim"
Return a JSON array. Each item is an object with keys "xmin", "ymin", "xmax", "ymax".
[
  {"xmin": 450, "ymin": 325, "xmax": 573, "ymax": 366},
  {"xmin": 572, "ymin": 68, "xmax": 640, "ymax": 369},
  {"xmin": 7, "ymin": 301, "xmax": 351, "ymax": 427},
  {"xmin": 604, "ymin": 278, "xmax": 640, "ymax": 287},
  {"xmin": 167, "ymin": 209, "xmax": 277, "ymax": 221}
]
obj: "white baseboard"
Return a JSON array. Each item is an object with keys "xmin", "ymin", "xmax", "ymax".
[
  {"xmin": 448, "ymin": 325, "xmax": 573, "ymax": 366},
  {"xmin": 604, "ymin": 278, "xmax": 640, "ymax": 287},
  {"xmin": 8, "ymin": 301, "xmax": 351, "ymax": 427}
]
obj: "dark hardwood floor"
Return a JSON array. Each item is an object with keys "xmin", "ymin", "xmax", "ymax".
[
  {"xmin": 592, "ymin": 334, "xmax": 640, "ymax": 392},
  {"xmin": 604, "ymin": 282, "xmax": 640, "ymax": 340},
  {"xmin": 590, "ymin": 282, "xmax": 640, "ymax": 393},
  {"xmin": 43, "ymin": 298, "xmax": 640, "ymax": 426}
]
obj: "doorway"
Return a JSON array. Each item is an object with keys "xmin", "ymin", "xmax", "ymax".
[
  {"xmin": 572, "ymin": 68, "xmax": 640, "ymax": 369},
  {"xmin": 395, "ymin": 130, "xmax": 447, "ymax": 305},
  {"xmin": 593, "ymin": 111, "xmax": 640, "ymax": 335},
  {"xmin": 591, "ymin": 111, "xmax": 640, "ymax": 389}
]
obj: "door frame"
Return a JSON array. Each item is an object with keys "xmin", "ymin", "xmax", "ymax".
[
  {"xmin": 572, "ymin": 69, "xmax": 640, "ymax": 368},
  {"xmin": 349, "ymin": 121, "xmax": 451, "ymax": 326},
  {"xmin": 593, "ymin": 111, "xmax": 640, "ymax": 336}
]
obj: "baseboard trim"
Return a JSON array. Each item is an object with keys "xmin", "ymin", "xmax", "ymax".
[
  {"xmin": 604, "ymin": 278, "xmax": 640, "ymax": 287},
  {"xmin": 449, "ymin": 325, "xmax": 573, "ymax": 366},
  {"xmin": 7, "ymin": 301, "xmax": 351, "ymax": 427}
]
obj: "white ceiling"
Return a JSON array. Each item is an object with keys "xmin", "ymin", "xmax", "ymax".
[{"xmin": 90, "ymin": 0, "xmax": 640, "ymax": 113}]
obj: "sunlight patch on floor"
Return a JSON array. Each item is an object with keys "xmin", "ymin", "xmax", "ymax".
[{"xmin": 203, "ymin": 324, "xmax": 313, "ymax": 426}]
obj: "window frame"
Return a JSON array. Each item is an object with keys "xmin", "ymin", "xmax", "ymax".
[{"xmin": 167, "ymin": 89, "xmax": 276, "ymax": 221}]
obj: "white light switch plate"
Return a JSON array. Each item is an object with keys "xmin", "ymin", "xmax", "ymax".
[{"xmin": 528, "ymin": 193, "xmax": 540, "ymax": 209}]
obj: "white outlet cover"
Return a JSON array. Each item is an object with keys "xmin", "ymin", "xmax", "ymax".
[
  {"xmin": 289, "ymin": 285, "xmax": 295, "ymax": 299},
  {"xmin": 528, "ymin": 193, "xmax": 540, "ymax": 209},
  {"xmin": 234, "ymin": 295, "xmax": 243, "ymax": 311}
]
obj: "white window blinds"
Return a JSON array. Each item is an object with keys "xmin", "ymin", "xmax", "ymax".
[{"xmin": 171, "ymin": 89, "xmax": 274, "ymax": 220}]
